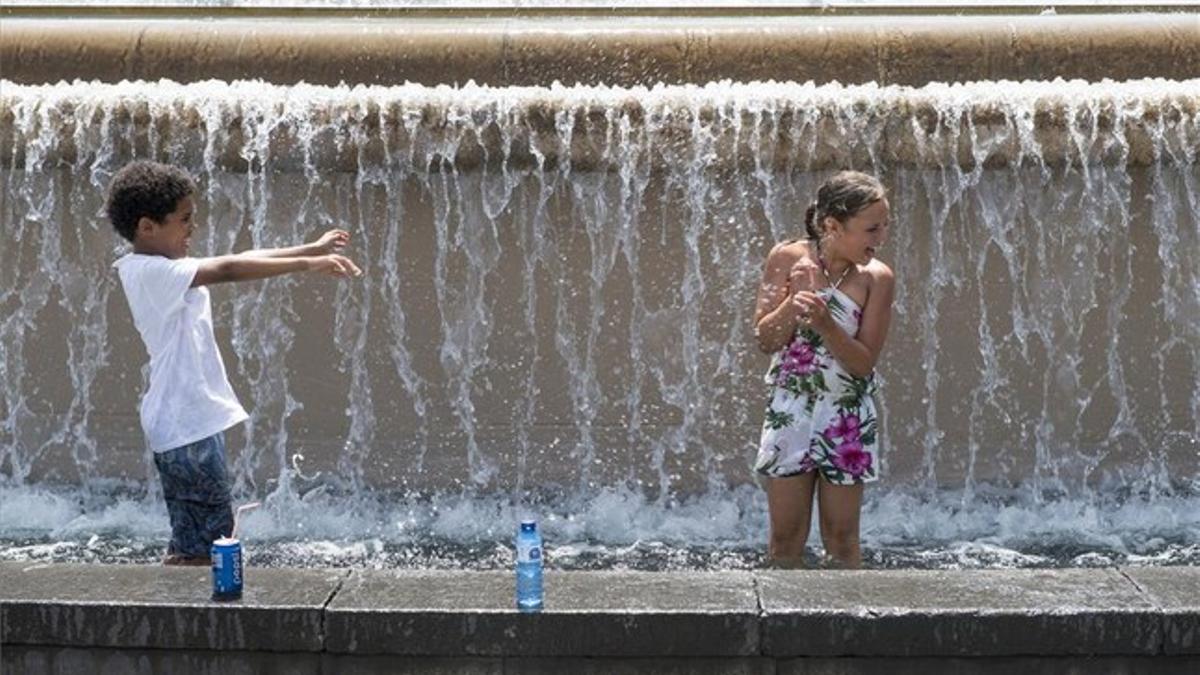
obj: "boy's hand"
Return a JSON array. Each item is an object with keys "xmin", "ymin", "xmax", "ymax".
[
  {"xmin": 310, "ymin": 254, "xmax": 362, "ymax": 278},
  {"xmin": 313, "ymin": 229, "xmax": 351, "ymax": 255}
]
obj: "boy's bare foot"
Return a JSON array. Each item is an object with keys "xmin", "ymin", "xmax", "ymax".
[{"xmin": 163, "ymin": 554, "xmax": 211, "ymax": 566}]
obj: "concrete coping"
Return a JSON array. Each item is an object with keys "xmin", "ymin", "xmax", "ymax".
[
  {"xmin": 4, "ymin": 78, "xmax": 1198, "ymax": 174},
  {"xmin": 2, "ymin": 14, "xmax": 1198, "ymax": 88},
  {"xmin": 1, "ymin": 562, "xmax": 1197, "ymax": 657}
]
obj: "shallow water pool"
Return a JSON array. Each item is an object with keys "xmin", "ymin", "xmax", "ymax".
[{"xmin": 2, "ymin": 481, "xmax": 1196, "ymax": 570}]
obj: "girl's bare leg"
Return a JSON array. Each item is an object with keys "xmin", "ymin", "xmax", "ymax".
[
  {"xmin": 763, "ymin": 472, "xmax": 818, "ymax": 568},
  {"xmin": 816, "ymin": 480, "xmax": 864, "ymax": 569}
]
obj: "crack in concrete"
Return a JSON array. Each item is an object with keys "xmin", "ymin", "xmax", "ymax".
[
  {"xmin": 500, "ymin": 18, "xmax": 514, "ymax": 87},
  {"xmin": 751, "ymin": 573, "xmax": 767, "ymax": 662},
  {"xmin": 751, "ymin": 573, "xmax": 765, "ymax": 616},
  {"xmin": 129, "ymin": 24, "xmax": 148, "ymax": 80},
  {"xmin": 1117, "ymin": 566, "xmax": 1167, "ymax": 656},
  {"xmin": 681, "ymin": 29, "xmax": 694, "ymax": 85},
  {"xmin": 317, "ymin": 569, "xmax": 352, "ymax": 651},
  {"xmin": 1117, "ymin": 567, "xmax": 1150, "ymax": 599}
]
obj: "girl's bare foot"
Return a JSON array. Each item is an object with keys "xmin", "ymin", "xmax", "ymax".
[{"xmin": 765, "ymin": 556, "xmax": 806, "ymax": 570}]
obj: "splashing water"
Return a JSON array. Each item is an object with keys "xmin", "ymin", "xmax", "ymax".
[{"xmin": 0, "ymin": 78, "xmax": 1197, "ymax": 568}]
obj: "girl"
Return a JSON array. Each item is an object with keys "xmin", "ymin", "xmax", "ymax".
[{"xmin": 753, "ymin": 171, "xmax": 894, "ymax": 569}]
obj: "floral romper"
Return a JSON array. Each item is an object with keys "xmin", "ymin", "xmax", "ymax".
[{"xmin": 755, "ymin": 286, "xmax": 880, "ymax": 485}]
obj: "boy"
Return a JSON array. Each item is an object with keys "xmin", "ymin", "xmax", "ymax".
[{"xmin": 106, "ymin": 160, "xmax": 361, "ymax": 565}]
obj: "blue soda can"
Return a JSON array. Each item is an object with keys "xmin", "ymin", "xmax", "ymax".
[{"xmin": 211, "ymin": 536, "xmax": 243, "ymax": 601}]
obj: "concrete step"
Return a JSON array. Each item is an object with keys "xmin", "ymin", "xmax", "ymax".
[{"xmin": 2, "ymin": 562, "xmax": 1196, "ymax": 672}]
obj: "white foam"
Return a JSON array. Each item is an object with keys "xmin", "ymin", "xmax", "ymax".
[{"xmin": 1, "ymin": 481, "xmax": 1196, "ymax": 568}]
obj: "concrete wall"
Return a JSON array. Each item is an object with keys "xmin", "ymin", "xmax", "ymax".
[
  {"xmin": 2, "ymin": 12, "xmax": 1198, "ymax": 87},
  {"xmin": 1, "ymin": 11, "xmax": 1198, "ymax": 494}
]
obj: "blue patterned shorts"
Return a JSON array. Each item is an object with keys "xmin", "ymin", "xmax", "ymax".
[{"xmin": 154, "ymin": 432, "xmax": 234, "ymax": 558}]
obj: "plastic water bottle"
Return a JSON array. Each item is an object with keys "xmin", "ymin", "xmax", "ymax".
[{"xmin": 515, "ymin": 519, "xmax": 543, "ymax": 612}]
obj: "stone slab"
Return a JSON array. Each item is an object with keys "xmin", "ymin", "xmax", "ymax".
[
  {"xmin": 321, "ymin": 655, "xmax": 502, "ymax": 675},
  {"xmin": 0, "ymin": 562, "xmax": 347, "ymax": 652},
  {"xmin": 499, "ymin": 657, "xmax": 773, "ymax": 675},
  {"xmin": 6, "ymin": 647, "xmax": 1199, "ymax": 675},
  {"xmin": 324, "ymin": 570, "xmax": 759, "ymax": 657},
  {"xmin": 4, "ymin": 562, "xmax": 1197, "ymax": 663},
  {"xmin": 1, "ymin": 14, "xmax": 1197, "ymax": 88},
  {"xmin": 775, "ymin": 656, "xmax": 1200, "ymax": 675},
  {"xmin": 757, "ymin": 568, "xmax": 1162, "ymax": 657},
  {"xmin": 4, "ymin": 645, "xmax": 321, "ymax": 675},
  {"xmin": 1121, "ymin": 566, "xmax": 1200, "ymax": 655}
]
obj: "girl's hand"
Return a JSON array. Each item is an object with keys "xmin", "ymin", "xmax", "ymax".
[
  {"xmin": 310, "ymin": 254, "xmax": 362, "ymax": 278},
  {"xmin": 313, "ymin": 229, "xmax": 351, "ymax": 255},
  {"xmin": 787, "ymin": 258, "xmax": 820, "ymax": 297},
  {"xmin": 791, "ymin": 291, "xmax": 833, "ymax": 333}
]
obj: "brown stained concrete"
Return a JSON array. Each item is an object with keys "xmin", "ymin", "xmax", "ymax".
[
  {"xmin": 3, "ymin": 81, "xmax": 1196, "ymax": 174},
  {"xmin": 1, "ymin": 19, "xmax": 1198, "ymax": 495},
  {"xmin": 1, "ymin": 14, "xmax": 1198, "ymax": 88},
  {"xmin": 1, "ymin": 160, "xmax": 1197, "ymax": 492}
]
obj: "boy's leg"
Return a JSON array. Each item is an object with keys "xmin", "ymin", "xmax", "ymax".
[{"xmin": 154, "ymin": 433, "xmax": 235, "ymax": 564}]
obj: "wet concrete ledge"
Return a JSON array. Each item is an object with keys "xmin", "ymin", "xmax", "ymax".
[
  {"xmin": 4, "ymin": 78, "xmax": 1198, "ymax": 175},
  {"xmin": 1, "ymin": 563, "xmax": 1197, "ymax": 673},
  {"xmin": 1, "ymin": 13, "xmax": 1198, "ymax": 88}
]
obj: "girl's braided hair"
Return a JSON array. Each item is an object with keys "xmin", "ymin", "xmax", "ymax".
[{"xmin": 803, "ymin": 171, "xmax": 886, "ymax": 242}]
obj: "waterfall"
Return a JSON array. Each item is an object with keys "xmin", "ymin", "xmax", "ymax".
[{"xmin": 0, "ymin": 78, "xmax": 1197, "ymax": 568}]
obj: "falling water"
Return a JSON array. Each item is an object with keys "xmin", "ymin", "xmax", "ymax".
[{"xmin": 1, "ymin": 78, "xmax": 1197, "ymax": 568}]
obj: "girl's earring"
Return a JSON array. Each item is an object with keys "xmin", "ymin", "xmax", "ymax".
[{"xmin": 826, "ymin": 228, "xmax": 842, "ymax": 247}]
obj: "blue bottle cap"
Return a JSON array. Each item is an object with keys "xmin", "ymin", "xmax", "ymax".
[{"xmin": 520, "ymin": 520, "xmax": 537, "ymax": 533}]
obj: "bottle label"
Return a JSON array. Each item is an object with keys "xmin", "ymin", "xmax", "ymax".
[{"xmin": 517, "ymin": 541, "xmax": 542, "ymax": 564}]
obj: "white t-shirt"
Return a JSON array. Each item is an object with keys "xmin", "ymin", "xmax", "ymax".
[{"xmin": 113, "ymin": 253, "xmax": 248, "ymax": 452}]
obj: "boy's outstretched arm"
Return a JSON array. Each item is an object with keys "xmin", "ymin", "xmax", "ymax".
[
  {"xmin": 191, "ymin": 253, "xmax": 362, "ymax": 287},
  {"xmin": 237, "ymin": 229, "xmax": 350, "ymax": 259}
]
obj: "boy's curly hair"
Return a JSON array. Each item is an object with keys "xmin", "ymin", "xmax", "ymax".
[{"xmin": 105, "ymin": 161, "xmax": 196, "ymax": 243}]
